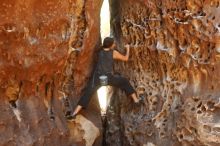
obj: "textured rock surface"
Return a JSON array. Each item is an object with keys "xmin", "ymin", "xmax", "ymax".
[
  {"xmin": 1, "ymin": 0, "xmax": 220, "ymax": 146},
  {"xmin": 106, "ymin": 0, "xmax": 220, "ymax": 146},
  {"xmin": 68, "ymin": 115, "xmax": 100, "ymax": 146},
  {"xmin": 0, "ymin": 0, "xmax": 103, "ymax": 145}
]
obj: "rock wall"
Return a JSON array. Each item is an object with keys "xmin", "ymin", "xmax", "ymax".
[
  {"xmin": 106, "ymin": 0, "xmax": 220, "ymax": 146},
  {"xmin": 0, "ymin": 0, "xmax": 103, "ymax": 145},
  {"xmin": 1, "ymin": 0, "xmax": 220, "ymax": 146}
]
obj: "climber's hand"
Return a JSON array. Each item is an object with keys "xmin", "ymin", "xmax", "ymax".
[
  {"xmin": 125, "ymin": 45, "xmax": 130, "ymax": 53},
  {"xmin": 125, "ymin": 44, "xmax": 130, "ymax": 49}
]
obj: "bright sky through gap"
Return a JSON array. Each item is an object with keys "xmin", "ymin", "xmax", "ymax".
[
  {"xmin": 97, "ymin": 1, "xmax": 111, "ymax": 115},
  {"xmin": 100, "ymin": 0, "xmax": 110, "ymax": 41},
  {"xmin": 97, "ymin": 86, "xmax": 108, "ymax": 115}
]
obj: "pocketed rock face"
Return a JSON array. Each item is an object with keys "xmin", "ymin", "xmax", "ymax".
[
  {"xmin": 0, "ymin": 0, "xmax": 102, "ymax": 146},
  {"xmin": 107, "ymin": 0, "xmax": 220, "ymax": 146}
]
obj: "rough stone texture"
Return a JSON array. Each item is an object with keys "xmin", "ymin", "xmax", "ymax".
[
  {"xmin": 0, "ymin": 0, "xmax": 103, "ymax": 146},
  {"xmin": 106, "ymin": 0, "xmax": 220, "ymax": 146},
  {"xmin": 67, "ymin": 115, "xmax": 100, "ymax": 146},
  {"xmin": 1, "ymin": 0, "xmax": 220, "ymax": 146}
]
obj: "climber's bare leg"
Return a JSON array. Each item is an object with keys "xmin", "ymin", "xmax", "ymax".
[
  {"xmin": 130, "ymin": 93, "xmax": 139, "ymax": 103},
  {"xmin": 73, "ymin": 105, "xmax": 82, "ymax": 116}
]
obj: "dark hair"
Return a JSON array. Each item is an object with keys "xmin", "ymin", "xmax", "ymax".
[{"xmin": 103, "ymin": 37, "xmax": 114, "ymax": 48}]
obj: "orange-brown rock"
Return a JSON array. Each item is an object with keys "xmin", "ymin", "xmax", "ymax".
[
  {"xmin": 0, "ymin": 0, "xmax": 103, "ymax": 146},
  {"xmin": 1, "ymin": 0, "xmax": 220, "ymax": 146}
]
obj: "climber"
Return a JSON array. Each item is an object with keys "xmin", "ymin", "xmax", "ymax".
[{"xmin": 66, "ymin": 37, "xmax": 144, "ymax": 120}]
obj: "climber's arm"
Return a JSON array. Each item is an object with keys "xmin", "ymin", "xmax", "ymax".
[{"xmin": 113, "ymin": 45, "xmax": 130, "ymax": 62}]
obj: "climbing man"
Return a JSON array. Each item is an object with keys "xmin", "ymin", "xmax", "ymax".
[{"xmin": 66, "ymin": 37, "xmax": 144, "ymax": 120}]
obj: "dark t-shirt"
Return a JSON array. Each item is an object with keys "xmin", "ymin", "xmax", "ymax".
[{"xmin": 97, "ymin": 49, "xmax": 113, "ymax": 75}]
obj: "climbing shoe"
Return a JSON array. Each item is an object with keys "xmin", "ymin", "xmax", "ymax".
[
  {"xmin": 139, "ymin": 93, "xmax": 145, "ymax": 103},
  {"xmin": 66, "ymin": 114, "xmax": 76, "ymax": 121},
  {"xmin": 134, "ymin": 94, "xmax": 145, "ymax": 107},
  {"xmin": 65, "ymin": 110, "xmax": 72, "ymax": 118}
]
